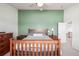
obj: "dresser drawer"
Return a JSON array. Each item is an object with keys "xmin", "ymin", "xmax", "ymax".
[
  {"xmin": 0, "ymin": 46, "xmax": 9, "ymax": 55},
  {"xmin": 0, "ymin": 44, "xmax": 5, "ymax": 48},
  {"xmin": 0, "ymin": 43, "xmax": 6, "ymax": 48},
  {"xmin": 0, "ymin": 38, "xmax": 9, "ymax": 42},
  {"xmin": 0, "ymin": 43, "xmax": 9, "ymax": 48}
]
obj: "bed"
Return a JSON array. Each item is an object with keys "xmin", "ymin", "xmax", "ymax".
[{"xmin": 10, "ymin": 28, "xmax": 61, "ymax": 56}]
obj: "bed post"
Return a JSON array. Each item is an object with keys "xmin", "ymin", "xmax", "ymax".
[
  {"xmin": 57, "ymin": 39, "xmax": 61, "ymax": 56},
  {"xmin": 10, "ymin": 38, "xmax": 13, "ymax": 56}
]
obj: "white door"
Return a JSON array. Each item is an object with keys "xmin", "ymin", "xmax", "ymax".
[{"xmin": 58, "ymin": 23, "xmax": 66, "ymax": 43}]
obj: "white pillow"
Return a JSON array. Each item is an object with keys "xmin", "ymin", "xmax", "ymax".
[{"xmin": 33, "ymin": 33, "xmax": 43, "ymax": 36}]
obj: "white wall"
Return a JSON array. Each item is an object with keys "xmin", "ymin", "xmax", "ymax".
[
  {"xmin": 64, "ymin": 4, "xmax": 79, "ymax": 50},
  {"xmin": 0, "ymin": 4, "xmax": 18, "ymax": 38}
]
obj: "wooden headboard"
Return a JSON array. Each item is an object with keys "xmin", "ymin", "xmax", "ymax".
[{"xmin": 28, "ymin": 28, "xmax": 48, "ymax": 35}]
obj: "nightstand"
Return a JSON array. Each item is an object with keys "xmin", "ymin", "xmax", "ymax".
[
  {"xmin": 49, "ymin": 35, "xmax": 58, "ymax": 40},
  {"xmin": 17, "ymin": 35, "xmax": 27, "ymax": 40}
]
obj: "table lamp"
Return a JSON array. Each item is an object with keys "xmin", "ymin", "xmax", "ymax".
[{"xmin": 51, "ymin": 28, "xmax": 54, "ymax": 36}]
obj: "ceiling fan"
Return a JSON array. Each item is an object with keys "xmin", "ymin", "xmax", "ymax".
[
  {"xmin": 29, "ymin": 3, "xmax": 46, "ymax": 11},
  {"xmin": 29, "ymin": 3, "xmax": 44, "ymax": 7},
  {"xmin": 36, "ymin": 3, "xmax": 44, "ymax": 7}
]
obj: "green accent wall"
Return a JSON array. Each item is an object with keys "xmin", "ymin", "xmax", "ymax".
[{"xmin": 18, "ymin": 10, "xmax": 63, "ymax": 35}]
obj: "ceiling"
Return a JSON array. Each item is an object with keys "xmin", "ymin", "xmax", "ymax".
[{"xmin": 9, "ymin": 3, "xmax": 75, "ymax": 10}]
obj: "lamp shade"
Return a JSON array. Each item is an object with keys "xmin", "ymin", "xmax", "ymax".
[
  {"xmin": 51, "ymin": 28, "xmax": 54, "ymax": 31},
  {"xmin": 48, "ymin": 30, "xmax": 50, "ymax": 33}
]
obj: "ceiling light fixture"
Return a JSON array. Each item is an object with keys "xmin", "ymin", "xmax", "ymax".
[{"xmin": 37, "ymin": 3, "xmax": 44, "ymax": 7}]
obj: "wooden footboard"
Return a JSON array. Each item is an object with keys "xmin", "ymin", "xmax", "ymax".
[{"xmin": 10, "ymin": 38, "xmax": 61, "ymax": 56}]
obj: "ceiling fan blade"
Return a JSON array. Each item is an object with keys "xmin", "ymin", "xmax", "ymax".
[{"xmin": 29, "ymin": 3, "xmax": 37, "ymax": 7}]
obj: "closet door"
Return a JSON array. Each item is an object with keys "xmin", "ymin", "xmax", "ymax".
[{"xmin": 58, "ymin": 23, "xmax": 66, "ymax": 43}]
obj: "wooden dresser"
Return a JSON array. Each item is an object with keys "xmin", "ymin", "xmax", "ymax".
[{"xmin": 0, "ymin": 33, "xmax": 13, "ymax": 56}]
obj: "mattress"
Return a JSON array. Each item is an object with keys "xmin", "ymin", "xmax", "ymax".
[{"xmin": 23, "ymin": 35, "xmax": 52, "ymax": 40}]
